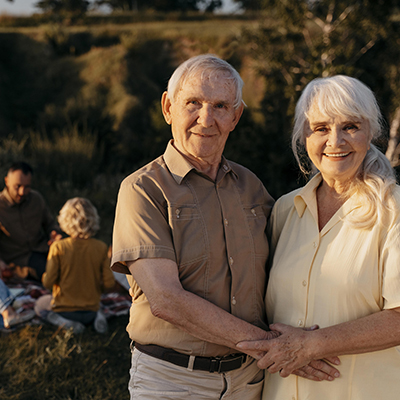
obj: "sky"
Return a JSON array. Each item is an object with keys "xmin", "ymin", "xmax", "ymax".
[{"xmin": 0, "ymin": 0, "xmax": 240, "ymax": 15}]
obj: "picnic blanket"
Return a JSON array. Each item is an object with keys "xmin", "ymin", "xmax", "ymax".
[{"xmin": 0, "ymin": 276, "xmax": 131, "ymax": 331}]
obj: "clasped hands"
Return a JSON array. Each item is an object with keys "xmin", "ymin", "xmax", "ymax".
[{"xmin": 237, "ymin": 323, "xmax": 341, "ymax": 382}]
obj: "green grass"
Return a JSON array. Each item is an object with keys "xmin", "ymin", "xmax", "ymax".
[{"xmin": 0, "ymin": 315, "xmax": 131, "ymax": 400}]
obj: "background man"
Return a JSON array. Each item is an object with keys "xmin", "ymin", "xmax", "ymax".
[
  {"xmin": 0, "ymin": 162, "xmax": 61, "ymax": 280},
  {"xmin": 111, "ymin": 54, "xmax": 337, "ymax": 399}
]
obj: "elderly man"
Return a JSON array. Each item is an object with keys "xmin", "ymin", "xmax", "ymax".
[
  {"xmin": 0, "ymin": 162, "xmax": 60, "ymax": 280},
  {"xmin": 111, "ymin": 54, "xmax": 337, "ymax": 399}
]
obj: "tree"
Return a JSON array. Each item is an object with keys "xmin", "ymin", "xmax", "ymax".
[
  {"xmin": 94, "ymin": 0, "xmax": 222, "ymax": 11},
  {"xmin": 242, "ymin": 0, "xmax": 400, "ymax": 183},
  {"xmin": 35, "ymin": 0, "xmax": 90, "ymax": 13}
]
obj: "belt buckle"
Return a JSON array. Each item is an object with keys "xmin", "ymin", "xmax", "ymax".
[{"xmin": 215, "ymin": 354, "xmax": 245, "ymax": 373}]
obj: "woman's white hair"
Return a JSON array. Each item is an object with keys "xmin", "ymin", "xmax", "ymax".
[
  {"xmin": 58, "ymin": 197, "xmax": 100, "ymax": 239},
  {"xmin": 166, "ymin": 54, "xmax": 244, "ymax": 109},
  {"xmin": 292, "ymin": 75, "xmax": 397, "ymax": 229}
]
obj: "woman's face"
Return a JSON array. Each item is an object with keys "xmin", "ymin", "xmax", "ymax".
[{"xmin": 305, "ymin": 105, "xmax": 371, "ymax": 185}]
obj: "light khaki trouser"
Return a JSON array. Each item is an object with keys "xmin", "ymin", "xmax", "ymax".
[{"xmin": 129, "ymin": 347, "xmax": 264, "ymax": 399}]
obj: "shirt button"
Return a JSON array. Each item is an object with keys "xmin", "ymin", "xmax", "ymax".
[
  {"xmin": 302, "ymin": 280, "xmax": 307, "ymax": 287},
  {"xmin": 313, "ymin": 242, "xmax": 317, "ymax": 248},
  {"xmin": 251, "ymin": 208, "xmax": 257, "ymax": 216},
  {"xmin": 297, "ymin": 320, "xmax": 304, "ymax": 327},
  {"xmin": 229, "ymin": 257, "xmax": 234, "ymax": 266},
  {"xmin": 231, "ymin": 296, "xmax": 237, "ymax": 305},
  {"xmin": 224, "ymin": 219, "xmax": 229, "ymax": 226},
  {"xmin": 223, "ymin": 165, "xmax": 228, "ymax": 171},
  {"xmin": 175, "ymin": 209, "xmax": 180, "ymax": 219}
]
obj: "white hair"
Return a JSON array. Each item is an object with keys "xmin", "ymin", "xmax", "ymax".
[
  {"xmin": 292, "ymin": 75, "xmax": 397, "ymax": 229},
  {"xmin": 166, "ymin": 54, "xmax": 244, "ymax": 110}
]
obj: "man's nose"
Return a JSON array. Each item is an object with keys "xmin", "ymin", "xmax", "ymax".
[
  {"xmin": 197, "ymin": 105, "xmax": 214, "ymax": 127},
  {"xmin": 18, "ymin": 186, "xmax": 28, "ymax": 196}
]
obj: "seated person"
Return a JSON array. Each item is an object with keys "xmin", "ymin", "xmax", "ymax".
[
  {"xmin": 0, "ymin": 162, "xmax": 61, "ymax": 281},
  {"xmin": 0, "ymin": 279, "xmax": 35, "ymax": 329},
  {"xmin": 35, "ymin": 197, "xmax": 115, "ymax": 334}
]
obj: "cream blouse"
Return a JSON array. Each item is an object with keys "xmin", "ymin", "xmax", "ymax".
[{"xmin": 264, "ymin": 173, "xmax": 400, "ymax": 400}]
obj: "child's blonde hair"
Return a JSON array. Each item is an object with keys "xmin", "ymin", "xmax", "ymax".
[{"xmin": 58, "ymin": 197, "xmax": 100, "ymax": 239}]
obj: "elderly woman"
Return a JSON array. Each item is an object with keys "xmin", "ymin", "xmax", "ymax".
[
  {"xmin": 35, "ymin": 197, "xmax": 115, "ymax": 333},
  {"xmin": 238, "ymin": 75, "xmax": 400, "ymax": 399}
]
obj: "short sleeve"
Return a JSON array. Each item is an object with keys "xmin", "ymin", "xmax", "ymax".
[
  {"xmin": 111, "ymin": 176, "xmax": 176, "ymax": 274},
  {"xmin": 381, "ymin": 212, "xmax": 400, "ymax": 310}
]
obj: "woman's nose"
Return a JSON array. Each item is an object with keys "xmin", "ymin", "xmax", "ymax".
[{"xmin": 327, "ymin": 126, "xmax": 345, "ymax": 146}]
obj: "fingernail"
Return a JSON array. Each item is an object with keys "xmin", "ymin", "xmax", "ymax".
[{"xmin": 334, "ymin": 372, "xmax": 340, "ymax": 378}]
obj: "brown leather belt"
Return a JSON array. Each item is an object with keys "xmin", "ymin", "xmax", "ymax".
[{"xmin": 135, "ymin": 343, "xmax": 247, "ymax": 373}]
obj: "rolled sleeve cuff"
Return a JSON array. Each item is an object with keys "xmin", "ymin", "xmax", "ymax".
[{"xmin": 111, "ymin": 245, "xmax": 177, "ymax": 274}]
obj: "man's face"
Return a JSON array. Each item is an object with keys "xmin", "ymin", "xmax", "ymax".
[
  {"xmin": 162, "ymin": 71, "xmax": 243, "ymax": 166},
  {"xmin": 4, "ymin": 170, "xmax": 32, "ymax": 204}
]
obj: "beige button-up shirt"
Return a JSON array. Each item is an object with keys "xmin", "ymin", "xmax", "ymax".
[{"xmin": 112, "ymin": 141, "xmax": 274, "ymax": 356}]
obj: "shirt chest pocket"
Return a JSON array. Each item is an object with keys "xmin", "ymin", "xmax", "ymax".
[
  {"xmin": 168, "ymin": 204, "xmax": 207, "ymax": 266},
  {"xmin": 243, "ymin": 204, "xmax": 269, "ymax": 257}
]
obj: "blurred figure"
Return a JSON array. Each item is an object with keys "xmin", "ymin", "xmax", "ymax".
[
  {"xmin": 35, "ymin": 197, "xmax": 115, "ymax": 334},
  {"xmin": 0, "ymin": 162, "xmax": 61, "ymax": 281},
  {"xmin": 0, "ymin": 279, "xmax": 35, "ymax": 329}
]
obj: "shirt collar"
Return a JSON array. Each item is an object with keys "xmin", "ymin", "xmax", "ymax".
[
  {"xmin": 294, "ymin": 173, "xmax": 322, "ymax": 218},
  {"xmin": 163, "ymin": 140, "xmax": 237, "ymax": 184},
  {"xmin": 293, "ymin": 172, "xmax": 363, "ymax": 222}
]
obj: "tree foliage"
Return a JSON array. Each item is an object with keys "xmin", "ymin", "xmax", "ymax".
[
  {"xmin": 242, "ymin": 0, "xmax": 400, "ymax": 177},
  {"xmin": 35, "ymin": 0, "xmax": 90, "ymax": 13}
]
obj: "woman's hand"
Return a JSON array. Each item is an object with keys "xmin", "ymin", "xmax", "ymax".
[{"xmin": 237, "ymin": 323, "xmax": 341, "ymax": 380}]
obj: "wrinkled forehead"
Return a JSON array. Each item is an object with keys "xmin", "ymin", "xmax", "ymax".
[{"xmin": 180, "ymin": 69, "xmax": 235, "ymax": 92}]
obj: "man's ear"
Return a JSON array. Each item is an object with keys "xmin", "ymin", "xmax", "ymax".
[
  {"xmin": 161, "ymin": 92, "xmax": 172, "ymax": 125},
  {"xmin": 231, "ymin": 102, "xmax": 244, "ymax": 131}
]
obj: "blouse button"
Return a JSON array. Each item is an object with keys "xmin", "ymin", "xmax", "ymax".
[
  {"xmin": 229, "ymin": 257, "xmax": 234, "ymax": 266},
  {"xmin": 224, "ymin": 218, "xmax": 229, "ymax": 226},
  {"xmin": 175, "ymin": 209, "xmax": 181, "ymax": 219},
  {"xmin": 231, "ymin": 296, "xmax": 237, "ymax": 305},
  {"xmin": 302, "ymin": 280, "xmax": 307, "ymax": 287},
  {"xmin": 297, "ymin": 320, "xmax": 304, "ymax": 327}
]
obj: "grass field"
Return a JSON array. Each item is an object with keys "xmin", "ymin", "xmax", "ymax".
[{"xmin": 0, "ymin": 315, "xmax": 131, "ymax": 400}]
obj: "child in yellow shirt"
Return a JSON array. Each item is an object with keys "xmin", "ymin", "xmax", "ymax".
[{"xmin": 35, "ymin": 198, "xmax": 115, "ymax": 333}]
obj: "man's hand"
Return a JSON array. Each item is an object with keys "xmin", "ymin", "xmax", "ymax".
[
  {"xmin": 237, "ymin": 323, "xmax": 341, "ymax": 381},
  {"xmin": 48, "ymin": 230, "xmax": 62, "ymax": 245}
]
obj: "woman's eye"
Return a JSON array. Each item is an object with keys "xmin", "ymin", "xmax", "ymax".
[
  {"xmin": 314, "ymin": 127, "xmax": 327, "ymax": 134},
  {"xmin": 344, "ymin": 125, "xmax": 358, "ymax": 132}
]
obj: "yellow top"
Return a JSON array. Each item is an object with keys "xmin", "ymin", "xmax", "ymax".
[
  {"xmin": 264, "ymin": 173, "xmax": 400, "ymax": 400},
  {"xmin": 43, "ymin": 237, "xmax": 115, "ymax": 312}
]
